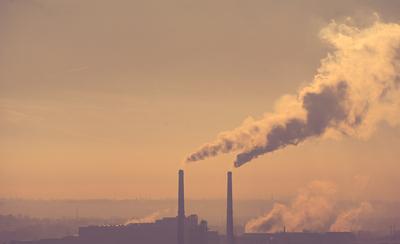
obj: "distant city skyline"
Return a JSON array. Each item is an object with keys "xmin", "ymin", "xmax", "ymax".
[{"xmin": 3, "ymin": 169, "xmax": 399, "ymax": 244}]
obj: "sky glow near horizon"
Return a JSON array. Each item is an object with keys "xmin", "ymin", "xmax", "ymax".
[{"xmin": 1, "ymin": 0, "xmax": 400, "ymax": 200}]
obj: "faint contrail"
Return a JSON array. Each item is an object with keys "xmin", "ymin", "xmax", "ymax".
[{"xmin": 185, "ymin": 16, "xmax": 400, "ymax": 167}]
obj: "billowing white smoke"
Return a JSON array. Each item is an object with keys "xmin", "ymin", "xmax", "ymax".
[
  {"xmin": 330, "ymin": 202, "xmax": 373, "ymax": 232},
  {"xmin": 245, "ymin": 181, "xmax": 337, "ymax": 233},
  {"xmin": 186, "ymin": 17, "xmax": 400, "ymax": 167},
  {"xmin": 124, "ymin": 209, "xmax": 170, "ymax": 225},
  {"xmin": 245, "ymin": 181, "xmax": 373, "ymax": 233}
]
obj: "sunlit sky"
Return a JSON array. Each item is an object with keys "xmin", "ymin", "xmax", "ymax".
[{"xmin": 1, "ymin": 0, "xmax": 400, "ymax": 200}]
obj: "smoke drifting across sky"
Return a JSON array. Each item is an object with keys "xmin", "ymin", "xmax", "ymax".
[{"xmin": 186, "ymin": 17, "xmax": 400, "ymax": 167}]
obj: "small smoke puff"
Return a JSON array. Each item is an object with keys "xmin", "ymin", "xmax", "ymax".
[
  {"xmin": 124, "ymin": 209, "xmax": 171, "ymax": 225},
  {"xmin": 185, "ymin": 16, "xmax": 400, "ymax": 167}
]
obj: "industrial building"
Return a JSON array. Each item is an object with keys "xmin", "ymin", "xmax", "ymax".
[
  {"xmin": 11, "ymin": 170, "xmax": 362, "ymax": 244},
  {"xmin": 10, "ymin": 170, "xmax": 218, "ymax": 244}
]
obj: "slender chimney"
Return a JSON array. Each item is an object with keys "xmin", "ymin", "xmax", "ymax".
[
  {"xmin": 227, "ymin": 171, "xmax": 234, "ymax": 244},
  {"xmin": 178, "ymin": 169, "xmax": 185, "ymax": 244}
]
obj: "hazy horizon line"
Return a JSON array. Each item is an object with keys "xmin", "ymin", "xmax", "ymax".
[{"xmin": 1, "ymin": 197, "xmax": 399, "ymax": 203}]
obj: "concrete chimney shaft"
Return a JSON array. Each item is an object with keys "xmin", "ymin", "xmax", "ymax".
[
  {"xmin": 227, "ymin": 171, "xmax": 234, "ymax": 244},
  {"xmin": 178, "ymin": 170, "xmax": 185, "ymax": 244}
]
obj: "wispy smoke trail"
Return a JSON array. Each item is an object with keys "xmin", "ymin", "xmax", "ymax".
[
  {"xmin": 186, "ymin": 17, "xmax": 400, "ymax": 167},
  {"xmin": 124, "ymin": 209, "xmax": 170, "ymax": 225},
  {"xmin": 245, "ymin": 181, "xmax": 373, "ymax": 233}
]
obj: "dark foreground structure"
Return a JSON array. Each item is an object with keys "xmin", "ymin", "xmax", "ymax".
[
  {"xmin": 11, "ymin": 214, "xmax": 219, "ymax": 244},
  {"xmin": 11, "ymin": 170, "xmax": 219, "ymax": 244},
  {"xmin": 238, "ymin": 232, "xmax": 356, "ymax": 244},
  {"xmin": 10, "ymin": 170, "xmax": 377, "ymax": 244}
]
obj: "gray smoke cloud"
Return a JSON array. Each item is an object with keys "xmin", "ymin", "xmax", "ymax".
[
  {"xmin": 235, "ymin": 81, "xmax": 349, "ymax": 167},
  {"xmin": 185, "ymin": 16, "xmax": 400, "ymax": 167}
]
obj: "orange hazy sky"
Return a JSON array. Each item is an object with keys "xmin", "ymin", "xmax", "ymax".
[{"xmin": 1, "ymin": 0, "xmax": 400, "ymax": 200}]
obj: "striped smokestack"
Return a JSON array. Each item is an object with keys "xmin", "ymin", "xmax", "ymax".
[
  {"xmin": 227, "ymin": 171, "xmax": 234, "ymax": 244},
  {"xmin": 177, "ymin": 169, "xmax": 185, "ymax": 244}
]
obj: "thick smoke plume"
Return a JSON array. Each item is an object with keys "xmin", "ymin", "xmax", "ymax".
[
  {"xmin": 330, "ymin": 202, "xmax": 373, "ymax": 232},
  {"xmin": 245, "ymin": 181, "xmax": 373, "ymax": 233},
  {"xmin": 186, "ymin": 17, "xmax": 400, "ymax": 167}
]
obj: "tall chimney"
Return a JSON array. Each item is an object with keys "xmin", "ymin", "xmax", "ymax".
[
  {"xmin": 227, "ymin": 171, "xmax": 234, "ymax": 244},
  {"xmin": 178, "ymin": 169, "xmax": 185, "ymax": 244}
]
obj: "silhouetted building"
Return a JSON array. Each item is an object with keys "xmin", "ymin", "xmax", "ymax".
[
  {"xmin": 10, "ymin": 170, "xmax": 218, "ymax": 244},
  {"xmin": 11, "ymin": 215, "xmax": 219, "ymax": 244},
  {"xmin": 9, "ymin": 170, "xmax": 387, "ymax": 244},
  {"xmin": 78, "ymin": 215, "xmax": 218, "ymax": 244}
]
